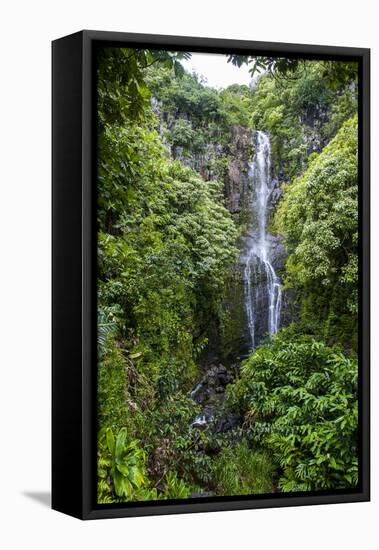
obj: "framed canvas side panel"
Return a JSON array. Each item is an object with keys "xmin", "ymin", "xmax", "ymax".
[
  {"xmin": 82, "ymin": 31, "xmax": 96, "ymax": 520},
  {"xmin": 360, "ymin": 48, "xmax": 370, "ymax": 500},
  {"xmin": 52, "ymin": 31, "xmax": 85, "ymax": 519}
]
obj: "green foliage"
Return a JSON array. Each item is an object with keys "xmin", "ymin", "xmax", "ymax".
[
  {"xmin": 161, "ymin": 471, "xmax": 193, "ymax": 500},
  {"xmin": 97, "ymin": 114, "xmax": 238, "ymax": 406},
  {"xmin": 146, "ymin": 67, "xmax": 254, "ymax": 180},
  {"xmin": 219, "ymin": 84, "xmax": 254, "ymax": 127},
  {"xmin": 97, "ymin": 48, "xmax": 191, "ymax": 125},
  {"xmin": 96, "ymin": 48, "xmax": 242, "ymax": 501},
  {"xmin": 248, "ymin": 62, "xmax": 357, "ymax": 180},
  {"xmin": 275, "ymin": 117, "xmax": 358, "ymax": 346},
  {"xmin": 97, "ymin": 336, "xmax": 131, "ymax": 432},
  {"xmin": 96, "ymin": 47, "xmax": 359, "ymax": 501},
  {"xmin": 97, "ymin": 306, "xmax": 119, "ymax": 354},
  {"xmin": 98, "ymin": 129, "xmax": 238, "ymax": 387},
  {"xmin": 148, "ymin": 69, "xmax": 223, "ymax": 124},
  {"xmin": 167, "ymin": 118, "xmax": 196, "ymax": 150},
  {"xmin": 228, "ymin": 332, "xmax": 358, "ymax": 491},
  {"xmin": 229, "ymin": 54, "xmax": 358, "ymax": 90},
  {"xmin": 97, "ymin": 427, "xmax": 157, "ymax": 503},
  {"xmin": 213, "ymin": 443, "xmax": 275, "ymax": 495}
]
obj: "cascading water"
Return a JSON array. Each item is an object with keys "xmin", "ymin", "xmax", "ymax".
[
  {"xmin": 190, "ymin": 131, "xmax": 282, "ymax": 430},
  {"xmin": 243, "ymin": 131, "xmax": 282, "ymax": 350}
]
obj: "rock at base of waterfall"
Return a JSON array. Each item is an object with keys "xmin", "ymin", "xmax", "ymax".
[
  {"xmin": 190, "ymin": 364, "xmax": 235, "ymax": 400},
  {"xmin": 189, "ymin": 363, "xmax": 240, "ymax": 430}
]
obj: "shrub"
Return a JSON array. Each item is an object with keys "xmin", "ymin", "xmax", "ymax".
[
  {"xmin": 228, "ymin": 332, "xmax": 358, "ymax": 491},
  {"xmin": 97, "ymin": 427, "xmax": 158, "ymax": 503},
  {"xmin": 213, "ymin": 442, "xmax": 275, "ymax": 495}
]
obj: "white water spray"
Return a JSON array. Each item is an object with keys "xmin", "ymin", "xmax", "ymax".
[{"xmin": 244, "ymin": 131, "xmax": 282, "ymax": 349}]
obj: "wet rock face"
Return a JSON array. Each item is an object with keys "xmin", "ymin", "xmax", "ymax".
[
  {"xmin": 224, "ymin": 126, "xmax": 254, "ymax": 214},
  {"xmin": 170, "ymin": 125, "xmax": 253, "ymax": 216},
  {"xmin": 227, "ymin": 160, "xmax": 247, "ymax": 212},
  {"xmin": 152, "ymin": 100, "xmax": 253, "ymax": 208},
  {"xmin": 269, "ymin": 234, "xmax": 286, "ymax": 272},
  {"xmin": 153, "ymin": 103, "xmax": 252, "ymax": 217},
  {"xmin": 191, "ymin": 364, "xmax": 235, "ymax": 406},
  {"xmin": 271, "ymin": 184, "xmax": 283, "ymax": 207},
  {"xmin": 300, "ymin": 103, "xmax": 331, "ymax": 156},
  {"xmin": 173, "ymin": 143, "xmax": 225, "ymax": 181},
  {"xmin": 221, "ymin": 266, "xmax": 250, "ymax": 361}
]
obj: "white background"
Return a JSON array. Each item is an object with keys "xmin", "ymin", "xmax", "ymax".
[{"xmin": 0, "ymin": 1, "xmax": 377, "ymax": 548}]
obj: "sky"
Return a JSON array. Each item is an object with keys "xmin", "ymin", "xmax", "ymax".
[{"xmin": 181, "ymin": 52, "xmax": 253, "ymax": 89}]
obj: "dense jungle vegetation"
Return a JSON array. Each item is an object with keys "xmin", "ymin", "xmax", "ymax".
[{"xmin": 96, "ymin": 47, "xmax": 359, "ymax": 503}]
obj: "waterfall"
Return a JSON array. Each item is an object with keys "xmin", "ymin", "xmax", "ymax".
[{"xmin": 243, "ymin": 131, "xmax": 282, "ymax": 350}]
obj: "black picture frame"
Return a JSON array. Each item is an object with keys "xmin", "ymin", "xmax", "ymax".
[{"xmin": 52, "ymin": 30, "xmax": 370, "ymax": 520}]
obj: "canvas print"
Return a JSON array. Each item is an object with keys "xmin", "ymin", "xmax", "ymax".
[{"xmin": 96, "ymin": 47, "xmax": 359, "ymax": 504}]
